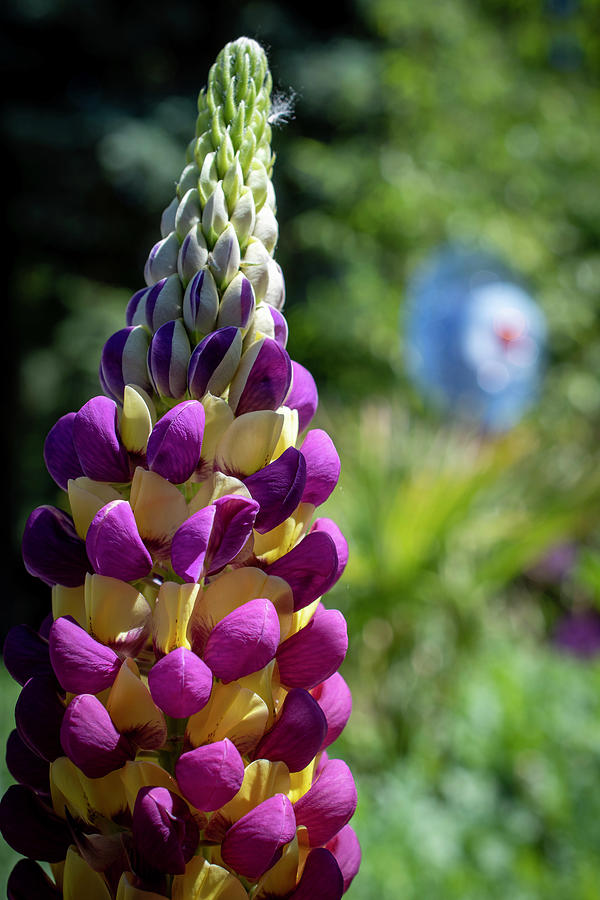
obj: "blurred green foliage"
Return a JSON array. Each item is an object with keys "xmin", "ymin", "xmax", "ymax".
[{"xmin": 5, "ymin": 0, "xmax": 600, "ymax": 896}]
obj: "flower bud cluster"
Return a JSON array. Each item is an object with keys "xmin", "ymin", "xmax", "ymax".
[{"xmin": 2, "ymin": 37, "xmax": 360, "ymax": 900}]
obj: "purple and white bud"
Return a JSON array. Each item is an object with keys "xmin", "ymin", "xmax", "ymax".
[
  {"xmin": 144, "ymin": 231, "xmax": 179, "ymax": 285},
  {"xmin": 228, "ymin": 337, "xmax": 292, "ymax": 416},
  {"xmin": 277, "ymin": 605, "xmax": 348, "ymax": 691},
  {"xmin": 243, "ymin": 447, "xmax": 307, "ymax": 533},
  {"xmin": 183, "ymin": 268, "xmax": 220, "ymax": 339},
  {"xmin": 146, "ymin": 399, "xmax": 205, "ymax": 483},
  {"xmin": 221, "ymin": 793, "xmax": 296, "ymax": 881},
  {"xmin": 132, "ymin": 786, "xmax": 199, "ymax": 875},
  {"xmin": 175, "ymin": 739, "xmax": 244, "ymax": 811},
  {"xmin": 22, "ymin": 506, "xmax": 90, "ymax": 588},
  {"xmin": 188, "ymin": 326, "xmax": 242, "ymax": 400},
  {"xmin": 48, "ymin": 616, "xmax": 121, "ymax": 694},
  {"xmin": 253, "ymin": 688, "xmax": 327, "ymax": 773},
  {"xmin": 60, "ymin": 693, "xmax": 134, "ymax": 778},
  {"xmin": 144, "ymin": 275, "xmax": 183, "ymax": 332},
  {"xmin": 217, "ymin": 273, "xmax": 256, "ymax": 329},
  {"xmin": 178, "ymin": 224, "xmax": 210, "ymax": 285},
  {"xmin": 73, "ymin": 396, "xmax": 131, "ymax": 482},
  {"xmin": 210, "ymin": 223, "xmax": 241, "ymax": 289},
  {"xmin": 202, "ymin": 597, "xmax": 280, "ymax": 682},
  {"xmin": 202, "ymin": 182, "xmax": 229, "ymax": 244},
  {"xmin": 148, "ymin": 319, "xmax": 191, "ymax": 400},
  {"xmin": 160, "ymin": 196, "xmax": 178, "ymax": 238},
  {"xmin": 293, "ymin": 758, "xmax": 357, "ymax": 847},
  {"xmin": 100, "ymin": 325, "xmax": 153, "ymax": 404},
  {"xmin": 43, "ymin": 412, "xmax": 84, "ymax": 490},
  {"xmin": 126, "ymin": 287, "xmax": 150, "ymax": 326},
  {"xmin": 285, "ymin": 361, "xmax": 318, "ymax": 432},
  {"xmin": 148, "ymin": 647, "xmax": 213, "ymax": 719},
  {"xmin": 86, "ymin": 500, "xmax": 152, "ymax": 581}
]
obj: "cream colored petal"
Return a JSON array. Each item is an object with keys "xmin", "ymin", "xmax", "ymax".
[
  {"xmin": 52, "ymin": 584, "xmax": 86, "ymax": 627},
  {"xmin": 252, "ymin": 502, "xmax": 315, "ymax": 566},
  {"xmin": 68, "ymin": 477, "xmax": 122, "ymax": 539},
  {"xmin": 200, "ymin": 394, "xmax": 235, "ymax": 471},
  {"xmin": 85, "ymin": 574, "xmax": 151, "ymax": 654},
  {"xmin": 130, "ymin": 467, "xmax": 188, "ymax": 560},
  {"xmin": 63, "ymin": 848, "xmax": 112, "ymax": 900},
  {"xmin": 253, "ymin": 831, "xmax": 299, "ymax": 899},
  {"xmin": 106, "ymin": 659, "xmax": 166, "ymax": 749},
  {"xmin": 189, "ymin": 472, "xmax": 251, "ymax": 516},
  {"xmin": 153, "ymin": 581, "xmax": 201, "ymax": 654},
  {"xmin": 120, "ymin": 760, "xmax": 183, "ymax": 812},
  {"xmin": 215, "ymin": 410, "xmax": 283, "ymax": 477},
  {"xmin": 116, "ymin": 872, "xmax": 168, "ymax": 900},
  {"xmin": 50, "ymin": 756, "xmax": 127, "ymax": 825},
  {"xmin": 271, "ymin": 406, "xmax": 299, "ymax": 461},
  {"xmin": 287, "ymin": 758, "xmax": 319, "ymax": 805},
  {"xmin": 119, "ymin": 385, "xmax": 156, "ymax": 454},
  {"xmin": 220, "ymin": 759, "xmax": 290, "ymax": 823}
]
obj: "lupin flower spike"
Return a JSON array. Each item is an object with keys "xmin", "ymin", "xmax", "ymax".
[{"xmin": 3, "ymin": 36, "xmax": 361, "ymax": 899}]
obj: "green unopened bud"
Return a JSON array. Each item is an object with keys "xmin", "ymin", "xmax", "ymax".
[
  {"xmin": 177, "ymin": 162, "xmax": 200, "ymax": 197},
  {"xmin": 230, "ymin": 186, "xmax": 256, "ymax": 248},
  {"xmin": 175, "ymin": 188, "xmax": 201, "ymax": 240},
  {"xmin": 199, "ymin": 152, "xmax": 219, "ymax": 206},
  {"xmin": 239, "ymin": 129, "xmax": 257, "ymax": 177},
  {"xmin": 209, "ymin": 223, "xmax": 241, "ymax": 289},
  {"xmin": 216, "ymin": 130, "xmax": 236, "ymax": 178},
  {"xmin": 202, "ymin": 182, "xmax": 229, "ymax": 246},
  {"xmin": 229, "ymin": 103, "xmax": 246, "ymax": 151},
  {"xmin": 222, "ymin": 156, "xmax": 244, "ymax": 212}
]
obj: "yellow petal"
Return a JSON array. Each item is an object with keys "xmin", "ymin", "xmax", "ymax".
[
  {"xmin": 189, "ymin": 472, "xmax": 251, "ymax": 516},
  {"xmin": 50, "ymin": 756, "xmax": 127, "ymax": 824},
  {"xmin": 63, "ymin": 848, "xmax": 112, "ymax": 900},
  {"xmin": 120, "ymin": 384, "xmax": 156, "ymax": 454},
  {"xmin": 85, "ymin": 574, "xmax": 151, "ymax": 653},
  {"xmin": 106, "ymin": 659, "xmax": 166, "ymax": 749},
  {"xmin": 215, "ymin": 410, "xmax": 283, "ymax": 477},
  {"xmin": 253, "ymin": 831, "xmax": 299, "ymax": 899},
  {"xmin": 200, "ymin": 393, "xmax": 235, "ymax": 471},
  {"xmin": 220, "ymin": 759, "xmax": 291, "ymax": 824},
  {"xmin": 130, "ymin": 467, "xmax": 188, "ymax": 561},
  {"xmin": 252, "ymin": 502, "xmax": 315, "ymax": 565},
  {"xmin": 190, "ymin": 567, "xmax": 293, "ymax": 647},
  {"xmin": 237, "ymin": 661, "xmax": 279, "ymax": 728},
  {"xmin": 186, "ymin": 681, "xmax": 268, "ymax": 755},
  {"xmin": 52, "ymin": 584, "xmax": 86, "ymax": 627},
  {"xmin": 153, "ymin": 581, "xmax": 201, "ymax": 654},
  {"xmin": 68, "ymin": 477, "xmax": 122, "ymax": 538},
  {"xmin": 287, "ymin": 757, "xmax": 319, "ymax": 805},
  {"xmin": 120, "ymin": 760, "xmax": 183, "ymax": 812},
  {"xmin": 271, "ymin": 406, "xmax": 299, "ymax": 461},
  {"xmin": 288, "ymin": 599, "xmax": 320, "ymax": 639},
  {"xmin": 172, "ymin": 857, "xmax": 248, "ymax": 900},
  {"xmin": 116, "ymin": 872, "xmax": 168, "ymax": 900}
]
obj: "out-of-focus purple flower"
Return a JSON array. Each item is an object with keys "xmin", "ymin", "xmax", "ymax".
[{"xmin": 554, "ymin": 609, "xmax": 600, "ymax": 659}]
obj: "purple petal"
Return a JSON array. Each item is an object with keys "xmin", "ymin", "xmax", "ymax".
[
  {"xmin": 148, "ymin": 319, "xmax": 191, "ymax": 399},
  {"xmin": 175, "ymin": 739, "xmax": 245, "ymax": 811},
  {"xmin": 285, "ymin": 362, "xmax": 318, "ymax": 432},
  {"xmin": 133, "ymin": 786, "xmax": 199, "ymax": 875},
  {"xmin": 325, "ymin": 825, "xmax": 362, "ymax": 893},
  {"xmin": 253, "ymin": 688, "xmax": 327, "ymax": 773},
  {"xmin": 99, "ymin": 327, "xmax": 153, "ymax": 405},
  {"xmin": 3, "ymin": 624, "xmax": 53, "ymax": 686},
  {"xmin": 22, "ymin": 505, "xmax": 90, "ymax": 588},
  {"xmin": 268, "ymin": 307, "xmax": 289, "ymax": 348},
  {"xmin": 230, "ymin": 338, "xmax": 293, "ymax": 416},
  {"xmin": 60, "ymin": 693, "xmax": 134, "ymax": 778},
  {"xmin": 264, "ymin": 531, "xmax": 339, "ymax": 611},
  {"xmin": 289, "ymin": 848, "xmax": 344, "ymax": 900},
  {"xmin": 43, "ymin": 412, "xmax": 84, "ymax": 490},
  {"xmin": 187, "ymin": 326, "xmax": 242, "ymax": 400},
  {"xmin": 300, "ymin": 430, "xmax": 340, "ymax": 507},
  {"xmin": 243, "ymin": 447, "xmax": 306, "ymax": 533},
  {"xmin": 171, "ymin": 504, "xmax": 216, "ymax": 582},
  {"xmin": 310, "ymin": 518, "xmax": 348, "ymax": 583},
  {"xmin": 86, "ymin": 500, "xmax": 152, "ymax": 581},
  {"xmin": 203, "ymin": 597, "xmax": 280, "ymax": 682},
  {"xmin": 146, "ymin": 399, "xmax": 205, "ymax": 483},
  {"xmin": 6, "ymin": 729, "xmax": 51, "ymax": 796},
  {"xmin": 221, "ymin": 793, "xmax": 296, "ymax": 880},
  {"xmin": 0, "ymin": 785, "xmax": 71, "ymax": 863},
  {"xmin": 49, "ymin": 616, "xmax": 121, "ymax": 694},
  {"xmin": 73, "ymin": 395, "xmax": 131, "ymax": 482},
  {"xmin": 293, "ymin": 758, "xmax": 357, "ymax": 847},
  {"xmin": 15, "ymin": 677, "xmax": 64, "ymax": 762},
  {"xmin": 310, "ymin": 672, "xmax": 353, "ymax": 750},
  {"xmin": 277, "ymin": 605, "xmax": 348, "ymax": 690},
  {"xmin": 205, "ymin": 494, "xmax": 259, "ymax": 574},
  {"xmin": 7, "ymin": 858, "xmax": 61, "ymax": 899},
  {"xmin": 148, "ymin": 648, "xmax": 213, "ymax": 718}
]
